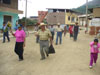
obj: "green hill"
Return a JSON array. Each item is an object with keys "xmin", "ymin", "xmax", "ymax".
[{"xmin": 72, "ymin": 0, "xmax": 100, "ymax": 14}]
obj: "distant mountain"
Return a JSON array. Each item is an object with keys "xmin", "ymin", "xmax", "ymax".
[{"xmin": 72, "ymin": 0, "xmax": 100, "ymax": 14}]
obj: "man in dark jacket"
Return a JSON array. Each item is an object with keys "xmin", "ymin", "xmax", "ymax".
[
  {"xmin": 73, "ymin": 22, "xmax": 79, "ymax": 41},
  {"xmin": 2, "ymin": 22, "xmax": 10, "ymax": 43}
]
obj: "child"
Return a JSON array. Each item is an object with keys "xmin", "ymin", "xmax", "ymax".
[
  {"xmin": 69, "ymin": 25, "xmax": 73, "ymax": 38},
  {"xmin": 89, "ymin": 39, "xmax": 100, "ymax": 69}
]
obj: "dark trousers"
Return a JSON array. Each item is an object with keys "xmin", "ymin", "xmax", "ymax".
[
  {"xmin": 36, "ymin": 36, "xmax": 39, "ymax": 43},
  {"xmin": 51, "ymin": 32, "xmax": 54, "ymax": 40},
  {"xmin": 70, "ymin": 33, "xmax": 73, "ymax": 38},
  {"xmin": 15, "ymin": 42, "xmax": 24, "ymax": 60},
  {"xmin": 3, "ymin": 31, "xmax": 10, "ymax": 42},
  {"xmin": 73, "ymin": 33, "xmax": 78, "ymax": 41}
]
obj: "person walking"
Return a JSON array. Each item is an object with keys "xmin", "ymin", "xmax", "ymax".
[
  {"xmin": 69, "ymin": 25, "xmax": 73, "ymax": 38},
  {"xmin": 50, "ymin": 25, "xmax": 55, "ymax": 40},
  {"xmin": 2, "ymin": 22, "xmax": 10, "ymax": 43},
  {"xmin": 73, "ymin": 22, "xmax": 79, "ymax": 41},
  {"xmin": 11, "ymin": 24, "xmax": 26, "ymax": 61},
  {"xmin": 64, "ymin": 25, "xmax": 67, "ymax": 37},
  {"xmin": 89, "ymin": 38, "xmax": 100, "ymax": 69},
  {"xmin": 34, "ymin": 25, "xmax": 40, "ymax": 43},
  {"xmin": 35, "ymin": 23, "xmax": 52, "ymax": 60},
  {"xmin": 55, "ymin": 23, "xmax": 63, "ymax": 45},
  {"xmin": 14, "ymin": 20, "xmax": 18, "ymax": 31}
]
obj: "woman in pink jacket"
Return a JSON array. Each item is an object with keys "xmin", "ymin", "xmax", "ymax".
[
  {"xmin": 11, "ymin": 24, "xmax": 26, "ymax": 61},
  {"xmin": 89, "ymin": 39, "xmax": 100, "ymax": 69}
]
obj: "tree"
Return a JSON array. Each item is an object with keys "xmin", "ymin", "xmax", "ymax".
[{"xmin": 18, "ymin": 17, "xmax": 38, "ymax": 26}]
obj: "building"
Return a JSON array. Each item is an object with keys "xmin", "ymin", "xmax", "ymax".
[
  {"xmin": 0, "ymin": 0, "xmax": 23, "ymax": 29},
  {"xmin": 88, "ymin": 7, "xmax": 100, "ymax": 35},
  {"xmin": 38, "ymin": 11, "xmax": 48, "ymax": 23},
  {"xmin": 78, "ymin": 14, "xmax": 93, "ymax": 26},
  {"xmin": 46, "ymin": 8, "xmax": 80, "ymax": 25},
  {"xmin": 89, "ymin": 7, "xmax": 100, "ymax": 18}
]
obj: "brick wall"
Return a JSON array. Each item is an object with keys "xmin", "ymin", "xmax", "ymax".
[
  {"xmin": 38, "ymin": 11, "xmax": 48, "ymax": 23},
  {"xmin": 89, "ymin": 26, "xmax": 100, "ymax": 35},
  {"xmin": 47, "ymin": 12, "xmax": 65, "ymax": 25}
]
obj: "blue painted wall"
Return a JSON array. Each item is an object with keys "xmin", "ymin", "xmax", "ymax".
[{"xmin": 0, "ymin": 11, "xmax": 18, "ymax": 29}]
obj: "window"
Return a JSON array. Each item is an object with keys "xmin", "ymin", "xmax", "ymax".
[
  {"xmin": 3, "ymin": 0, "xmax": 11, "ymax": 4},
  {"xmin": 71, "ymin": 17, "xmax": 75, "ymax": 22},
  {"xmin": 68, "ymin": 16, "xmax": 70, "ymax": 21},
  {"xmin": 4, "ymin": 15, "xmax": 12, "ymax": 23}
]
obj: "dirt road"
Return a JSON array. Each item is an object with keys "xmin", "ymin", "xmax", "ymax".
[{"xmin": 0, "ymin": 30, "xmax": 100, "ymax": 75}]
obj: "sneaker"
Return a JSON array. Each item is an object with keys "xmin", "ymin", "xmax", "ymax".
[{"xmin": 89, "ymin": 66, "xmax": 93, "ymax": 69}]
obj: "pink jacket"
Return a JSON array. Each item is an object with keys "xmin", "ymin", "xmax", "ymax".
[
  {"xmin": 14, "ymin": 30, "xmax": 26, "ymax": 42},
  {"xmin": 90, "ymin": 42, "xmax": 100, "ymax": 53}
]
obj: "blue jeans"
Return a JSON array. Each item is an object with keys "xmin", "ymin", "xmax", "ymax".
[
  {"xmin": 56, "ymin": 32, "xmax": 62, "ymax": 44},
  {"xmin": 3, "ymin": 31, "xmax": 10, "ymax": 42}
]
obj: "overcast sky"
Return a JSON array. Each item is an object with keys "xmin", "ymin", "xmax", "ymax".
[{"xmin": 18, "ymin": 0, "xmax": 92, "ymax": 18}]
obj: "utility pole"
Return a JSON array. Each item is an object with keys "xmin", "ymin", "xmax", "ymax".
[
  {"xmin": 25, "ymin": 0, "xmax": 27, "ymax": 26},
  {"xmin": 65, "ymin": 9, "xmax": 66, "ymax": 25},
  {"xmin": 86, "ymin": 0, "xmax": 88, "ymax": 32}
]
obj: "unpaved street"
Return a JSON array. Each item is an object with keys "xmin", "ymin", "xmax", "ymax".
[{"xmin": 0, "ymin": 30, "xmax": 100, "ymax": 75}]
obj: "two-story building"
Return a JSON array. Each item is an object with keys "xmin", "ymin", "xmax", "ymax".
[
  {"xmin": 0, "ymin": 0, "xmax": 23, "ymax": 29},
  {"xmin": 46, "ymin": 8, "xmax": 80, "ymax": 25}
]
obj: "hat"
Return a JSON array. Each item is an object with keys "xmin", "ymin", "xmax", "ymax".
[
  {"xmin": 57, "ymin": 23, "xmax": 60, "ymax": 25},
  {"xmin": 39, "ymin": 23, "xmax": 47, "ymax": 27}
]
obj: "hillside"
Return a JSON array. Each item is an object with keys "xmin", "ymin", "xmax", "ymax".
[{"xmin": 72, "ymin": 0, "xmax": 100, "ymax": 14}]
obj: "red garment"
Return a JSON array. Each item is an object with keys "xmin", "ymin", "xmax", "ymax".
[{"xmin": 69, "ymin": 26, "xmax": 73, "ymax": 34}]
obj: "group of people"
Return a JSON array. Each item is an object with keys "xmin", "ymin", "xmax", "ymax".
[
  {"xmin": 34, "ymin": 22, "xmax": 80, "ymax": 60},
  {"xmin": 1, "ymin": 21, "xmax": 100, "ymax": 69}
]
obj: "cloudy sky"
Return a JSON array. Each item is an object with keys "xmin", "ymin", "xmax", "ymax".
[{"xmin": 18, "ymin": 0, "xmax": 92, "ymax": 18}]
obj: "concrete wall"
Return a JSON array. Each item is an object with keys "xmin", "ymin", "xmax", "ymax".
[
  {"xmin": 0, "ymin": 11, "xmax": 18, "ymax": 29},
  {"xmin": 0, "ymin": 0, "xmax": 18, "ymax": 9}
]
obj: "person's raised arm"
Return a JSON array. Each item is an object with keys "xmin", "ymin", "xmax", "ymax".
[{"xmin": 10, "ymin": 30, "xmax": 15, "ymax": 37}]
